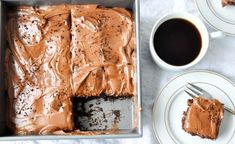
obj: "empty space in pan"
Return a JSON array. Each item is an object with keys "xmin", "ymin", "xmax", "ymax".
[{"xmin": 73, "ymin": 96, "xmax": 134, "ymax": 131}]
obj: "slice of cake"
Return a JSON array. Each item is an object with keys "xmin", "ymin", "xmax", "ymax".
[
  {"xmin": 5, "ymin": 5, "xmax": 73, "ymax": 135},
  {"xmin": 70, "ymin": 5, "xmax": 135, "ymax": 97},
  {"xmin": 182, "ymin": 96, "xmax": 224, "ymax": 139},
  {"xmin": 222, "ymin": 0, "xmax": 235, "ymax": 7}
]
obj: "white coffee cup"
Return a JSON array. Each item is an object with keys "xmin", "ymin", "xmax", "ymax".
[{"xmin": 149, "ymin": 12, "xmax": 223, "ymax": 71}]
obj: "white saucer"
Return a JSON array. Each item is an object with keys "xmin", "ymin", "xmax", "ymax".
[
  {"xmin": 195, "ymin": 0, "xmax": 235, "ymax": 36},
  {"xmin": 152, "ymin": 70, "xmax": 235, "ymax": 144}
]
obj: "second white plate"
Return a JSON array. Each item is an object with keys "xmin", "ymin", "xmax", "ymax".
[
  {"xmin": 152, "ymin": 70, "xmax": 235, "ymax": 144},
  {"xmin": 195, "ymin": 0, "xmax": 235, "ymax": 36}
]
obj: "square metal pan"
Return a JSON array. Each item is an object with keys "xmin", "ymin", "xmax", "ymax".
[{"xmin": 0, "ymin": 0, "xmax": 141, "ymax": 140}]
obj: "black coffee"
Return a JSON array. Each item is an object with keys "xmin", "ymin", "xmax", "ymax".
[{"xmin": 154, "ymin": 18, "xmax": 202, "ymax": 66}]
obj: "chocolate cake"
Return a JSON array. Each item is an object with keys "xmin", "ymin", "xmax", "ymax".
[
  {"xmin": 5, "ymin": 4, "xmax": 135, "ymax": 135},
  {"xmin": 222, "ymin": 0, "xmax": 235, "ymax": 7},
  {"xmin": 182, "ymin": 97, "xmax": 224, "ymax": 139},
  {"xmin": 70, "ymin": 5, "xmax": 135, "ymax": 96}
]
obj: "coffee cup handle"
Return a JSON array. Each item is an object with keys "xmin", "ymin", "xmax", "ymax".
[{"xmin": 209, "ymin": 31, "xmax": 225, "ymax": 39}]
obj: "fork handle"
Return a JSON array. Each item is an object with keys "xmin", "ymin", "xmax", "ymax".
[{"xmin": 224, "ymin": 106, "xmax": 235, "ymax": 115}]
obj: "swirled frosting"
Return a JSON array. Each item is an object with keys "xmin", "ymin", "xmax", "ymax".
[
  {"xmin": 182, "ymin": 97, "xmax": 224, "ymax": 139},
  {"xmin": 5, "ymin": 4, "xmax": 135, "ymax": 135},
  {"xmin": 70, "ymin": 5, "xmax": 135, "ymax": 96}
]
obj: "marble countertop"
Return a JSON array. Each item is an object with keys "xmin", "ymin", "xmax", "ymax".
[{"xmin": 3, "ymin": 0, "xmax": 235, "ymax": 143}]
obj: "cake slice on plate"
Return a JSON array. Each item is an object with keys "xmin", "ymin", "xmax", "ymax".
[
  {"xmin": 182, "ymin": 96, "xmax": 224, "ymax": 139},
  {"xmin": 222, "ymin": 0, "xmax": 235, "ymax": 7}
]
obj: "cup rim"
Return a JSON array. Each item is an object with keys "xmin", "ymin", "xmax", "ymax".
[{"xmin": 149, "ymin": 12, "xmax": 209, "ymax": 71}]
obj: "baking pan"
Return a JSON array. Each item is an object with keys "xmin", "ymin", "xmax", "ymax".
[{"xmin": 0, "ymin": 0, "xmax": 141, "ymax": 140}]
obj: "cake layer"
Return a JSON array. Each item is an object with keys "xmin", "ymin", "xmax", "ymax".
[
  {"xmin": 182, "ymin": 97, "xmax": 224, "ymax": 139},
  {"xmin": 71, "ymin": 5, "xmax": 135, "ymax": 96}
]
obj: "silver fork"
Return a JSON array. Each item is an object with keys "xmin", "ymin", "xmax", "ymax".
[{"xmin": 184, "ymin": 83, "xmax": 235, "ymax": 115}]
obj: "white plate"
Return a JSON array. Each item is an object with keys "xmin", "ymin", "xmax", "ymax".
[
  {"xmin": 152, "ymin": 70, "xmax": 235, "ymax": 144},
  {"xmin": 195, "ymin": 0, "xmax": 235, "ymax": 36}
]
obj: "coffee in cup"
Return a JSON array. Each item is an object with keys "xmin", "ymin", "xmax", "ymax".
[
  {"xmin": 154, "ymin": 18, "xmax": 201, "ymax": 66},
  {"xmin": 149, "ymin": 12, "xmax": 223, "ymax": 71}
]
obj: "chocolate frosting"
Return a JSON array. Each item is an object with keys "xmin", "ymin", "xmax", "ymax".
[
  {"xmin": 222, "ymin": 0, "xmax": 235, "ymax": 7},
  {"xmin": 5, "ymin": 4, "xmax": 135, "ymax": 134},
  {"xmin": 182, "ymin": 97, "xmax": 224, "ymax": 139},
  {"xmin": 70, "ymin": 5, "xmax": 135, "ymax": 96}
]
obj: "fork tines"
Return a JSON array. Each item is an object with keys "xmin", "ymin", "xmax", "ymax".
[
  {"xmin": 184, "ymin": 83, "xmax": 203, "ymax": 98},
  {"xmin": 188, "ymin": 83, "xmax": 203, "ymax": 92},
  {"xmin": 184, "ymin": 90, "xmax": 196, "ymax": 98}
]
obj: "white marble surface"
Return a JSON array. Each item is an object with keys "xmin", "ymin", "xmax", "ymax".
[{"xmin": 2, "ymin": 0, "xmax": 235, "ymax": 143}]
